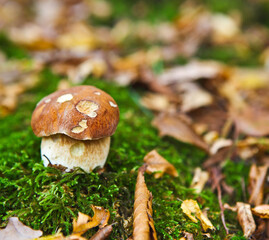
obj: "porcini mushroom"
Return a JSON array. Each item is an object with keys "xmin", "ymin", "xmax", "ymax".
[{"xmin": 31, "ymin": 85, "xmax": 119, "ymax": 172}]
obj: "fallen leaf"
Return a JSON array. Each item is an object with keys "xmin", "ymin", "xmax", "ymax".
[
  {"xmin": 252, "ymin": 205, "xmax": 269, "ymax": 219},
  {"xmin": 181, "ymin": 231, "xmax": 194, "ymax": 240},
  {"xmin": 152, "ymin": 112, "xmax": 209, "ymax": 152},
  {"xmin": 176, "ymin": 82, "xmax": 213, "ymax": 112},
  {"xmin": 73, "ymin": 206, "xmax": 110, "ymax": 236},
  {"xmin": 156, "ymin": 60, "xmax": 222, "ymax": 86},
  {"xmin": 248, "ymin": 164, "xmax": 268, "ymax": 206},
  {"xmin": 221, "ymin": 68, "xmax": 269, "ymax": 137},
  {"xmin": 203, "ymin": 146, "xmax": 232, "ymax": 169},
  {"xmin": 143, "ymin": 150, "xmax": 178, "ymax": 178},
  {"xmin": 133, "ymin": 165, "xmax": 157, "ymax": 240},
  {"xmin": 89, "ymin": 224, "xmax": 113, "ymax": 240},
  {"xmin": 188, "ymin": 104, "xmax": 228, "ymax": 135},
  {"xmin": 181, "ymin": 199, "xmax": 215, "ymax": 232},
  {"xmin": 140, "ymin": 93, "xmax": 174, "ymax": 112},
  {"xmin": 209, "ymin": 138, "xmax": 233, "ymax": 155},
  {"xmin": 0, "ymin": 217, "xmax": 42, "ymax": 240},
  {"xmin": 236, "ymin": 202, "xmax": 256, "ymax": 238},
  {"xmin": 190, "ymin": 168, "xmax": 209, "ymax": 194}
]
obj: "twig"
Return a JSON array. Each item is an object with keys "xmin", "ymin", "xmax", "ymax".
[{"xmin": 210, "ymin": 167, "xmax": 229, "ymax": 235}]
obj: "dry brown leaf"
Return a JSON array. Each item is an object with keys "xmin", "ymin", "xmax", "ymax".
[
  {"xmin": 252, "ymin": 205, "xmax": 269, "ymax": 219},
  {"xmin": 143, "ymin": 150, "xmax": 178, "ymax": 178},
  {"xmin": 236, "ymin": 202, "xmax": 256, "ymax": 238},
  {"xmin": 133, "ymin": 165, "xmax": 157, "ymax": 240},
  {"xmin": 176, "ymin": 82, "xmax": 213, "ymax": 112},
  {"xmin": 188, "ymin": 104, "xmax": 228, "ymax": 135},
  {"xmin": 203, "ymin": 146, "xmax": 232, "ymax": 169},
  {"xmin": 181, "ymin": 199, "xmax": 215, "ymax": 232},
  {"xmin": 152, "ymin": 112, "xmax": 209, "ymax": 152},
  {"xmin": 181, "ymin": 231, "xmax": 194, "ymax": 240},
  {"xmin": 156, "ymin": 60, "xmax": 222, "ymax": 86},
  {"xmin": 73, "ymin": 206, "xmax": 110, "ymax": 236},
  {"xmin": 221, "ymin": 68, "xmax": 269, "ymax": 137},
  {"xmin": 0, "ymin": 217, "xmax": 42, "ymax": 240},
  {"xmin": 140, "ymin": 93, "xmax": 173, "ymax": 112},
  {"xmin": 190, "ymin": 168, "xmax": 209, "ymax": 194},
  {"xmin": 248, "ymin": 164, "xmax": 268, "ymax": 206},
  {"xmin": 89, "ymin": 224, "xmax": 113, "ymax": 240}
]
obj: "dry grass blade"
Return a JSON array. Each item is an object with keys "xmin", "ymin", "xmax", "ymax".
[
  {"xmin": 133, "ymin": 165, "xmax": 157, "ymax": 240},
  {"xmin": 143, "ymin": 150, "xmax": 178, "ymax": 178}
]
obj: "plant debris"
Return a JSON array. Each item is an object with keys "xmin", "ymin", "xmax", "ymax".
[
  {"xmin": 133, "ymin": 165, "xmax": 157, "ymax": 240},
  {"xmin": 143, "ymin": 150, "xmax": 178, "ymax": 178},
  {"xmin": 0, "ymin": 217, "xmax": 42, "ymax": 240},
  {"xmin": 181, "ymin": 199, "xmax": 215, "ymax": 232}
]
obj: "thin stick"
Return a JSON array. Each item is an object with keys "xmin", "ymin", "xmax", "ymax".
[{"xmin": 217, "ymin": 183, "xmax": 229, "ymax": 235}]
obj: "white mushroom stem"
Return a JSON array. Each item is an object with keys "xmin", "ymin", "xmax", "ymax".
[{"xmin": 41, "ymin": 134, "xmax": 110, "ymax": 172}]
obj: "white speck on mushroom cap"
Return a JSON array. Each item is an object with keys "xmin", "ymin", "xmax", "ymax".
[
  {"xmin": 109, "ymin": 101, "xmax": 117, "ymax": 107},
  {"xmin": 76, "ymin": 100, "xmax": 99, "ymax": 118},
  {"xmin": 57, "ymin": 94, "xmax": 73, "ymax": 103},
  {"xmin": 71, "ymin": 119, "xmax": 88, "ymax": 133},
  {"xmin": 45, "ymin": 99, "xmax": 51, "ymax": 103},
  {"xmin": 94, "ymin": 91, "xmax": 101, "ymax": 95}
]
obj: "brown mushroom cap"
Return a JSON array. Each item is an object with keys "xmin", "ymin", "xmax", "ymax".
[{"xmin": 31, "ymin": 85, "xmax": 119, "ymax": 140}]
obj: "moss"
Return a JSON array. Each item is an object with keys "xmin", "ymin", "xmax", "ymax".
[{"xmin": 0, "ymin": 33, "xmax": 29, "ymax": 59}]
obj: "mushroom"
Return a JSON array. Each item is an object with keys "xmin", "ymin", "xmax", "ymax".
[{"xmin": 31, "ymin": 85, "xmax": 119, "ymax": 172}]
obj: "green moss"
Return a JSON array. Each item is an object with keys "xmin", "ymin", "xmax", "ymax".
[{"xmin": 0, "ymin": 33, "xmax": 29, "ymax": 59}]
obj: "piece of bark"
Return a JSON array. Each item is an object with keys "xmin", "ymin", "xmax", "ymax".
[
  {"xmin": 236, "ymin": 202, "xmax": 256, "ymax": 238},
  {"xmin": 248, "ymin": 164, "xmax": 268, "ymax": 206},
  {"xmin": 133, "ymin": 165, "xmax": 157, "ymax": 240},
  {"xmin": 89, "ymin": 224, "xmax": 113, "ymax": 240},
  {"xmin": 152, "ymin": 112, "xmax": 209, "ymax": 152},
  {"xmin": 143, "ymin": 150, "xmax": 178, "ymax": 178}
]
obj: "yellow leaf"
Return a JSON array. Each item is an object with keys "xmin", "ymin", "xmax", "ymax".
[{"xmin": 181, "ymin": 199, "xmax": 215, "ymax": 232}]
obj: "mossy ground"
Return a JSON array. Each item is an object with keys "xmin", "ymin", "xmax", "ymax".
[
  {"xmin": 0, "ymin": 68, "xmax": 249, "ymax": 239},
  {"xmin": 0, "ymin": 0, "xmax": 263, "ymax": 239}
]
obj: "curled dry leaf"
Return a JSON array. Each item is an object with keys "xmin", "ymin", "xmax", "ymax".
[
  {"xmin": 73, "ymin": 205, "xmax": 110, "ymax": 236},
  {"xmin": 89, "ymin": 224, "xmax": 113, "ymax": 240},
  {"xmin": 248, "ymin": 164, "xmax": 268, "ymax": 206},
  {"xmin": 133, "ymin": 165, "xmax": 157, "ymax": 240},
  {"xmin": 236, "ymin": 202, "xmax": 256, "ymax": 238},
  {"xmin": 143, "ymin": 150, "xmax": 178, "ymax": 178},
  {"xmin": 252, "ymin": 205, "xmax": 269, "ymax": 219},
  {"xmin": 190, "ymin": 167, "xmax": 209, "ymax": 194},
  {"xmin": 0, "ymin": 217, "xmax": 42, "ymax": 240},
  {"xmin": 152, "ymin": 112, "xmax": 209, "ymax": 152},
  {"xmin": 181, "ymin": 199, "xmax": 215, "ymax": 232}
]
